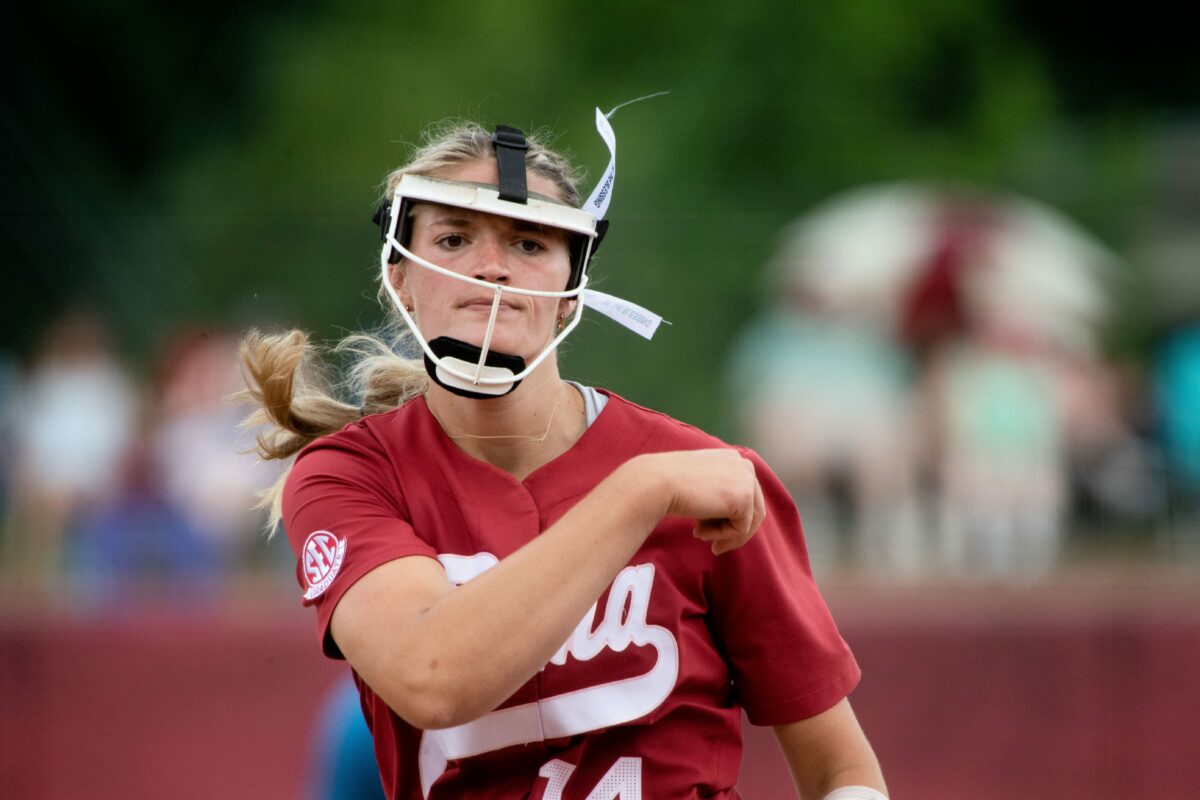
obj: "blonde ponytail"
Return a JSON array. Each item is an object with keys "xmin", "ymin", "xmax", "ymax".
[
  {"xmin": 240, "ymin": 117, "xmax": 583, "ymax": 534},
  {"xmin": 236, "ymin": 327, "xmax": 427, "ymax": 533}
]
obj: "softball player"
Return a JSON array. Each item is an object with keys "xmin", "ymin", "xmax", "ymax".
[{"xmin": 241, "ymin": 111, "xmax": 886, "ymax": 799}]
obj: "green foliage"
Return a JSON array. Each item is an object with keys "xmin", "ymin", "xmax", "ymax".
[{"xmin": 7, "ymin": 0, "xmax": 1159, "ymax": 430}]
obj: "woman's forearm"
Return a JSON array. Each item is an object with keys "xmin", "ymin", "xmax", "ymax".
[
  {"xmin": 335, "ymin": 453, "xmax": 683, "ymax": 729},
  {"xmin": 391, "ymin": 456, "xmax": 669, "ymax": 724},
  {"xmin": 334, "ymin": 447, "xmax": 762, "ymax": 730},
  {"xmin": 774, "ymin": 700, "xmax": 887, "ymax": 800}
]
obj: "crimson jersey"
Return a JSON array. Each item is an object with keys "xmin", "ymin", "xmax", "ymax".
[{"xmin": 283, "ymin": 390, "xmax": 860, "ymax": 799}]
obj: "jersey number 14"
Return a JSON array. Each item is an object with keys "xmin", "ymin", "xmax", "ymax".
[{"xmin": 538, "ymin": 757, "xmax": 642, "ymax": 800}]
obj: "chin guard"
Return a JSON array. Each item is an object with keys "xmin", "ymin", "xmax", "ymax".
[{"xmin": 424, "ymin": 336, "xmax": 526, "ymax": 399}]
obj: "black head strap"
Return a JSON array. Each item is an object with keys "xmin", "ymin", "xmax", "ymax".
[
  {"xmin": 372, "ymin": 199, "xmax": 389, "ymax": 237},
  {"xmin": 374, "ymin": 197, "xmax": 411, "ymax": 265},
  {"xmin": 492, "ymin": 125, "xmax": 529, "ymax": 204}
]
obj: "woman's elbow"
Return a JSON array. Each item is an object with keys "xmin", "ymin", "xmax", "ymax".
[
  {"xmin": 394, "ymin": 694, "xmax": 465, "ymax": 731},
  {"xmin": 375, "ymin": 666, "xmax": 493, "ymax": 730}
]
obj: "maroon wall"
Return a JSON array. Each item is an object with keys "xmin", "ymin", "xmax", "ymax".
[
  {"xmin": 2, "ymin": 577, "xmax": 1198, "ymax": 799},
  {"xmin": 742, "ymin": 578, "xmax": 1200, "ymax": 798},
  {"xmin": 0, "ymin": 599, "xmax": 343, "ymax": 799}
]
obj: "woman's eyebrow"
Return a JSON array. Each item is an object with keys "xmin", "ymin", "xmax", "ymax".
[
  {"xmin": 427, "ymin": 214, "xmax": 472, "ymax": 228},
  {"xmin": 509, "ymin": 220, "xmax": 554, "ymax": 235},
  {"xmin": 428, "ymin": 214, "xmax": 556, "ymax": 237}
]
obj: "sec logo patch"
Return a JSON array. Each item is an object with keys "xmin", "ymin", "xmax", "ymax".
[{"xmin": 302, "ymin": 530, "xmax": 346, "ymax": 600}]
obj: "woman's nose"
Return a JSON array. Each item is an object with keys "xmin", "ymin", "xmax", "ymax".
[{"xmin": 473, "ymin": 236, "xmax": 511, "ymax": 283}]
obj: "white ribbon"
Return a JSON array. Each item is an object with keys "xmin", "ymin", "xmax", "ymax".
[
  {"xmin": 583, "ymin": 289, "xmax": 666, "ymax": 340},
  {"xmin": 583, "ymin": 92, "xmax": 669, "ymax": 220},
  {"xmin": 580, "ymin": 93, "xmax": 672, "ymax": 339},
  {"xmin": 584, "ymin": 107, "xmax": 617, "ymax": 220}
]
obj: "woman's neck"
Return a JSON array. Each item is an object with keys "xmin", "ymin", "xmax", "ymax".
[{"xmin": 424, "ymin": 365, "xmax": 586, "ymax": 479}]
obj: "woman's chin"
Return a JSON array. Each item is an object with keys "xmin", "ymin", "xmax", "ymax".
[{"xmin": 437, "ymin": 328, "xmax": 548, "ymax": 362}]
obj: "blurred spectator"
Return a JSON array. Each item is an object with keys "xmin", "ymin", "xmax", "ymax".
[
  {"xmin": 908, "ymin": 190, "xmax": 1116, "ymax": 580},
  {"xmin": 727, "ymin": 197, "xmax": 921, "ymax": 577},
  {"xmin": 0, "ymin": 352, "xmax": 17, "ymax": 528},
  {"xmin": 1152, "ymin": 320, "xmax": 1200, "ymax": 548},
  {"xmin": 920, "ymin": 306, "xmax": 1067, "ymax": 579},
  {"xmin": 2, "ymin": 309, "xmax": 137, "ymax": 585},
  {"xmin": 1060, "ymin": 355, "xmax": 1166, "ymax": 539},
  {"xmin": 1, "ymin": 317, "xmax": 283, "ymax": 597},
  {"xmin": 67, "ymin": 434, "xmax": 224, "ymax": 604},
  {"xmin": 151, "ymin": 327, "xmax": 280, "ymax": 571},
  {"xmin": 731, "ymin": 184, "xmax": 1125, "ymax": 581}
]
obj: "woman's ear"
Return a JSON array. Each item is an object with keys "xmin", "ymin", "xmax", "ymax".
[{"xmin": 389, "ymin": 262, "xmax": 414, "ymax": 311}]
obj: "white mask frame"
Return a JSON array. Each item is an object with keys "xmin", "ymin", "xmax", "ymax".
[{"xmin": 379, "ymin": 174, "xmax": 599, "ymax": 396}]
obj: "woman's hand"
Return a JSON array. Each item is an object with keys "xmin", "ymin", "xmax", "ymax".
[{"xmin": 634, "ymin": 449, "xmax": 766, "ymax": 555}]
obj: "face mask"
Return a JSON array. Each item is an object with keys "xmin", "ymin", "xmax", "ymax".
[{"xmin": 376, "ymin": 108, "xmax": 664, "ymax": 398}]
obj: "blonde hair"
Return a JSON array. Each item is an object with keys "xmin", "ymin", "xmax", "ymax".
[
  {"xmin": 384, "ymin": 120, "xmax": 582, "ymax": 206},
  {"xmin": 239, "ymin": 121, "xmax": 582, "ymax": 533}
]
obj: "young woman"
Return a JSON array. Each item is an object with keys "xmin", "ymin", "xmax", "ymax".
[{"xmin": 241, "ymin": 116, "xmax": 887, "ymax": 799}]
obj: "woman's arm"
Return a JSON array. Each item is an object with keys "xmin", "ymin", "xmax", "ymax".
[
  {"xmin": 773, "ymin": 698, "xmax": 887, "ymax": 799},
  {"xmin": 328, "ymin": 448, "xmax": 765, "ymax": 730}
]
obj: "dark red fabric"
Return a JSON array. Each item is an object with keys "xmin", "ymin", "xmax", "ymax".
[{"xmin": 281, "ymin": 391, "xmax": 859, "ymax": 799}]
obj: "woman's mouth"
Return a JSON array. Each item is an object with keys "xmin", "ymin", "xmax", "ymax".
[{"xmin": 461, "ymin": 296, "xmax": 520, "ymax": 311}]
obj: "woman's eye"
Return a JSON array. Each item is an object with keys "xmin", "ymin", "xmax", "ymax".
[
  {"xmin": 437, "ymin": 234, "xmax": 467, "ymax": 249},
  {"xmin": 515, "ymin": 239, "xmax": 547, "ymax": 255}
]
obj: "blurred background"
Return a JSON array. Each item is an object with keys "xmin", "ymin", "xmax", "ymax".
[{"xmin": 2, "ymin": 1, "xmax": 1198, "ymax": 798}]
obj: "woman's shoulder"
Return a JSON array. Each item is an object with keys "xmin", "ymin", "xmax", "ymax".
[
  {"xmin": 292, "ymin": 398, "xmax": 425, "ymax": 472},
  {"xmin": 594, "ymin": 390, "xmax": 779, "ymax": 481},
  {"xmin": 595, "ymin": 389, "xmax": 729, "ymax": 451}
]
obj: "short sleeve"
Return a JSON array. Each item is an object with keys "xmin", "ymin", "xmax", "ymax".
[
  {"xmin": 283, "ymin": 431, "xmax": 438, "ymax": 659},
  {"xmin": 708, "ymin": 448, "xmax": 861, "ymax": 725}
]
